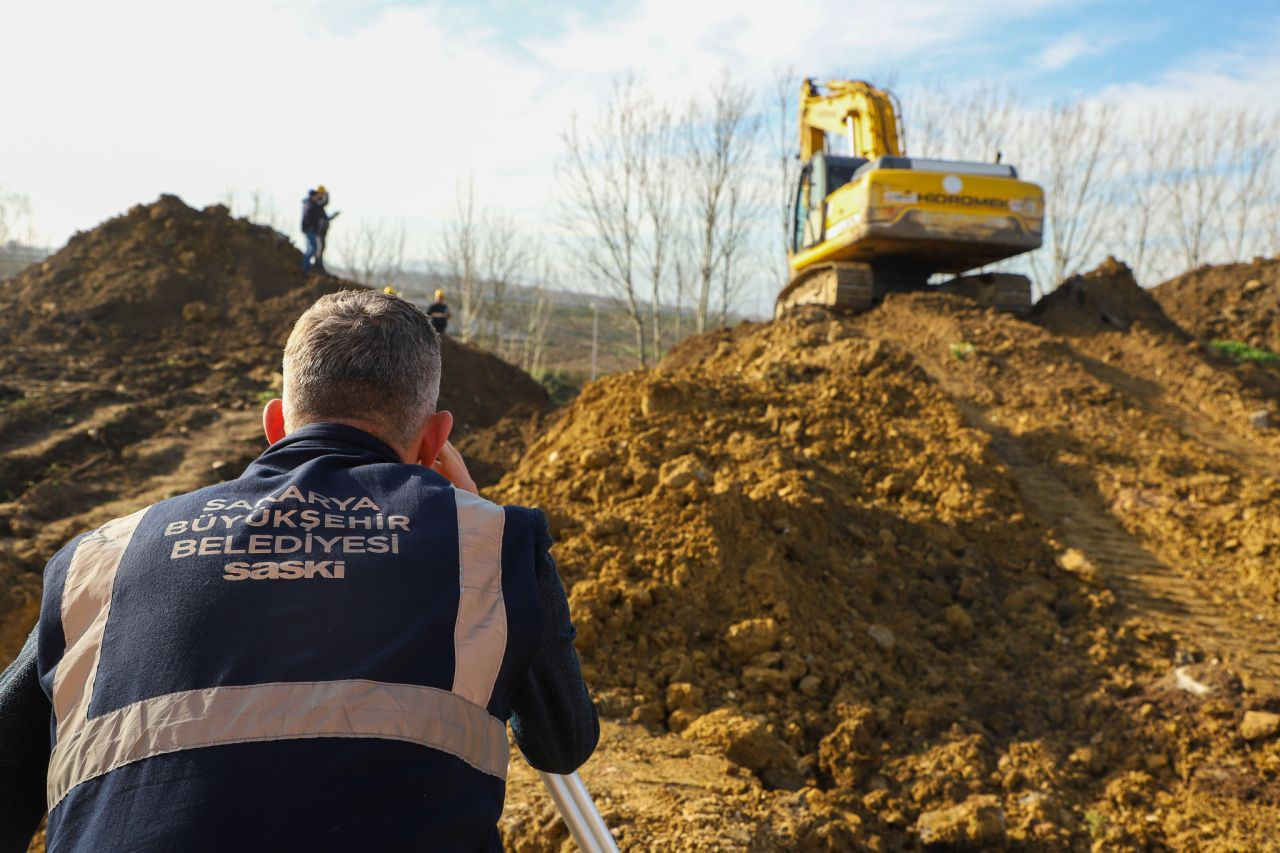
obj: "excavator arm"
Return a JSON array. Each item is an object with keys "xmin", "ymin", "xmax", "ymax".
[{"xmin": 799, "ymin": 79, "xmax": 904, "ymax": 161}]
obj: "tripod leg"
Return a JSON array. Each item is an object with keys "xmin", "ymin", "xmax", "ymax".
[{"xmin": 538, "ymin": 771, "xmax": 619, "ymax": 852}]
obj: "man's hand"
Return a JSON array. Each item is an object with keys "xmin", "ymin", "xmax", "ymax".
[{"xmin": 432, "ymin": 441, "xmax": 478, "ymax": 495}]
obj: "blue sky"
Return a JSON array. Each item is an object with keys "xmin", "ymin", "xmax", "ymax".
[
  {"xmin": 994, "ymin": 0, "xmax": 1280, "ymax": 95},
  {"xmin": 326, "ymin": 0, "xmax": 1280, "ymax": 98},
  {"xmin": 2, "ymin": 0, "xmax": 1278, "ymax": 256}
]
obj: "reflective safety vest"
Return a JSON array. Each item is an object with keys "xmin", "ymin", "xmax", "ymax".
[{"xmin": 36, "ymin": 424, "xmax": 541, "ymax": 851}]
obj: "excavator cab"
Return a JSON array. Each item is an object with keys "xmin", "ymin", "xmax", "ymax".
[
  {"xmin": 792, "ymin": 153, "xmax": 866, "ymax": 253},
  {"xmin": 777, "ymin": 80, "xmax": 1045, "ymax": 318}
]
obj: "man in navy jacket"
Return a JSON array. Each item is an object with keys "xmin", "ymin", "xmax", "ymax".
[
  {"xmin": 301, "ymin": 186, "xmax": 334, "ymax": 273},
  {"xmin": 0, "ymin": 289, "xmax": 598, "ymax": 851}
]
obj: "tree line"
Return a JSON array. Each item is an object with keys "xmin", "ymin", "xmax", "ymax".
[
  {"xmin": 7, "ymin": 75, "xmax": 1279, "ymax": 373},
  {"xmin": 891, "ymin": 82, "xmax": 1280, "ymax": 292}
]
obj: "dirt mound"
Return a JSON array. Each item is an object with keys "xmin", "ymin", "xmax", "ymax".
[
  {"xmin": 1153, "ymin": 258, "xmax": 1280, "ymax": 353},
  {"xmin": 0, "ymin": 194, "xmax": 547, "ymax": 431},
  {"xmin": 0, "ymin": 195, "xmax": 547, "ymax": 660},
  {"xmin": 492, "ymin": 280, "xmax": 1280, "ymax": 849},
  {"xmin": 1035, "ymin": 256, "xmax": 1188, "ymax": 339},
  {"xmin": 859, "ymin": 286, "xmax": 1280, "ymax": 663},
  {"xmin": 1, "ymin": 194, "xmax": 313, "ymax": 346}
]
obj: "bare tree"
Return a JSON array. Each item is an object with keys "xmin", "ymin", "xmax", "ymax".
[
  {"xmin": 438, "ymin": 179, "xmax": 484, "ymax": 343},
  {"xmin": 1215, "ymin": 110, "xmax": 1280, "ymax": 262},
  {"xmin": 669, "ymin": 235, "xmax": 695, "ymax": 343},
  {"xmin": 218, "ymin": 186, "xmax": 292, "ymax": 235},
  {"xmin": 478, "ymin": 213, "xmax": 534, "ymax": 352},
  {"xmin": 557, "ymin": 76, "xmax": 652, "ymax": 367},
  {"xmin": 1267, "ymin": 180, "xmax": 1280, "ymax": 258},
  {"xmin": 245, "ymin": 188, "xmax": 288, "ymax": 234},
  {"xmin": 770, "ymin": 67, "xmax": 800, "ymax": 283},
  {"xmin": 0, "ymin": 183, "xmax": 37, "ymax": 278},
  {"xmin": 1026, "ymin": 100, "xmax": 1116, "ymax": 292},
  {"xmin": 1161, "ymin": 111, "xmax": 1229, "ymax": 270},
  {"xmin": 685, "ymin": 71, "xmax": 758, "ymax": 333},
  {"xmin": 336, "ymin": 219, "xmax": 407, "ymax": 289},
  {"xmin": 716, "ymin": 180, "xmax": 759, "ymax": 325},
  {"xmin": 895, "ymin": 81, "xmax": 1019, "ymax": 164},
  {"xmin": 0, "ymin": 183, "xmax": 33, "ymax": 247},
  {"xmin": 436, "ymin": 179, "xmax": 541, "ymax": 353},
  {"xmin": 1107, "ymin": 113, "xmax": 1172, "ymax": 284},
  {"xmin": 636, "ymin": 102, "xmax": 678, "ymax": 360},
  {"xmin": 518, "ymin": 263, "xmax": 556, "ymax": 375}
]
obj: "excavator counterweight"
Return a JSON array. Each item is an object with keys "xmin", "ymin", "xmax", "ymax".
[{"xmin": 778, "ymin": 79, "xmax": 1044, "ymax": 317}]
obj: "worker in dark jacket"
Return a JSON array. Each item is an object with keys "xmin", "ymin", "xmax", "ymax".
[
  {"xmin": 300, "ymin": 185, "xmax": 335, "ymax": 273},
  {"xmin": 427, "ymin": 288, "xmax": 451, "ymax": 334},
  {"xmin": 0, "ymin": 290, "xmax": 598, "ymax": 852}
]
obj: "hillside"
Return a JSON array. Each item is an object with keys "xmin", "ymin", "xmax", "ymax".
[{"xmin": 492, "ymin": 267, "xmax": 1280, "ymax": 849}]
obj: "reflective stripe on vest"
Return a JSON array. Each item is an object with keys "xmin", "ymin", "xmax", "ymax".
[
  {"xmin": 452, "ymin": 488, "xmax": 508, "ymax": 708},
  {"xmin": 48, "ymin": 488, "xmax": 513, "ymax": 810}
]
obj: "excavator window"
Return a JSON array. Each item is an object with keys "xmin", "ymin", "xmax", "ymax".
[
  {"xmin": 803, "ymin": 156, "xmax": 828, "ymax": 248},
  {"xmin": 792, "ymin": 165, "xmax": 811, "ymax": 253},
  {"xmin": 825, "ymin": 157, "xmax": 868, "ymax": 193}
]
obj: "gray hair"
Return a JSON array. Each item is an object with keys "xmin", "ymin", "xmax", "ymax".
[{"xmin": 282, "ymin": 289, "xmax": 441, "ymax": 447}]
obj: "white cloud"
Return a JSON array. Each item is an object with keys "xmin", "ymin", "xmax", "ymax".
[
  {"xmin": 1096, "ymin": 25, "xmax": 1280, "ymax": 112},
  {"xmin": 0, "ymin": 0, "xmax": 553, "ymax": 250},
  {"xmin": 3, "ymin": 0, "xmax": 1275, "ymax": 272},
  {"xmin": 1035, "ymin": 32, "xmax": 1100, "ymax": 71}
]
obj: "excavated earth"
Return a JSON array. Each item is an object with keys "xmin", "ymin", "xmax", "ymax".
[
  {"xmin": 1154, "ymin": 258, "xmax": 1280, "ymax": 353},
  {"xmin": 496, "ymin": 260, "xmax": 1280, "ymax": 851},
  {"xmin": 3, "ymin": 202, "xmax": 1280, "ymax": 851}
]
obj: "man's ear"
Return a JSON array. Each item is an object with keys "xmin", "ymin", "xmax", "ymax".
[
  {"xmin": 413, "ymin": 410, "xmax": 454, "ymax": 467},
  {"xmin": 263, "ymin": 398, "xmax": 286, "ymax": 445}
]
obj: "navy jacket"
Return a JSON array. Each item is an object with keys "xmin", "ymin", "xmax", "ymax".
[
  {"xmin": 301, "ymin": 197, "xmax": 328, "ymax": 234},
  {"xmin": 0, "ymin": 424, "xmax": 597, "ymax": 852}
]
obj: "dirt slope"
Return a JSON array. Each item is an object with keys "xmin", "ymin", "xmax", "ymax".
[
  {"xmin": 492, "ymin": 287, "xmax": 1279, "ymax": 850},
  {"xmin": 490, "ymin": 262, "xmax": 1280, "ymax": 850},
  {"xmin": 1154, "ymin": 258, "xmax": 1280, "ymax": 352},
  {"xmin": 0, "ymin": 196, "xmax": 548, "ymax": 660}
]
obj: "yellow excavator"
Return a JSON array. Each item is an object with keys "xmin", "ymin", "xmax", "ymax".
[{"xmin": 777, "ymin": 79, "xmax": 1045, "ymax": 317}]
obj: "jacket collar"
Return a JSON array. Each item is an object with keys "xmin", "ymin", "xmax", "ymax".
[{"xmin": 256, "ymin": 423, "xmax": 404, "ymax": 467}]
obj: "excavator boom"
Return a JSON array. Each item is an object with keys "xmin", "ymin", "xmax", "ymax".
[{"xmin": 799, "ymin": 79, "xmax": 904, "ymax": 161}]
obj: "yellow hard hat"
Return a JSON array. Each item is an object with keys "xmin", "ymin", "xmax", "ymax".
[
  {"xmin": 315, "ymin": 184, "xmax": 327, "ymax": 194},
  {"xmin": 434, "ymin": 289, "xmax": 445, "ymax": 301}
]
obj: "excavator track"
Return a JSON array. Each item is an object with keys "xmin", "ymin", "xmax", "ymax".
[
  {"xmin": 937, "ymin": 272, "xmax": 1034, "ymax": 316},
  {"xmin": 776, "ymin": 266, "xmax": 1035, "ymax": 319},
  {"xmin": 971, "ymin": 408, "xmax": 1280, "ymax": 695},
  {"xmin": 774, "ymin": 263, "xmax": 875, "ymax": 319}
]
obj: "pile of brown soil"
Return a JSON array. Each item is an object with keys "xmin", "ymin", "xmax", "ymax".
[
  {"xmin": 0, "ymin": 195, "xmax": 547, "ymax": 659},
  {"xmin": 1154, "ymin": 258, "xmax": 1280, "ymax": 352},
  {"xmin": 493, "ymin": 267, "xmax": 1280, "ymax": 849},
  {"xmin": 1036, "ymin": 256, "xmax": 1188, "ymax": 339}
]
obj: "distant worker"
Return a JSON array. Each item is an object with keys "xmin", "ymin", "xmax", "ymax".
[
  {"xmin": 0, "ymin": 290, "xmax": 599, "ymax": 850},
  {"xmin": 427, "ymin": 288, "xmax": 451, "ymax": 334},
  {"xmin": 300, "ymin": 185, "xmax": 339, "ymax": 274}
]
